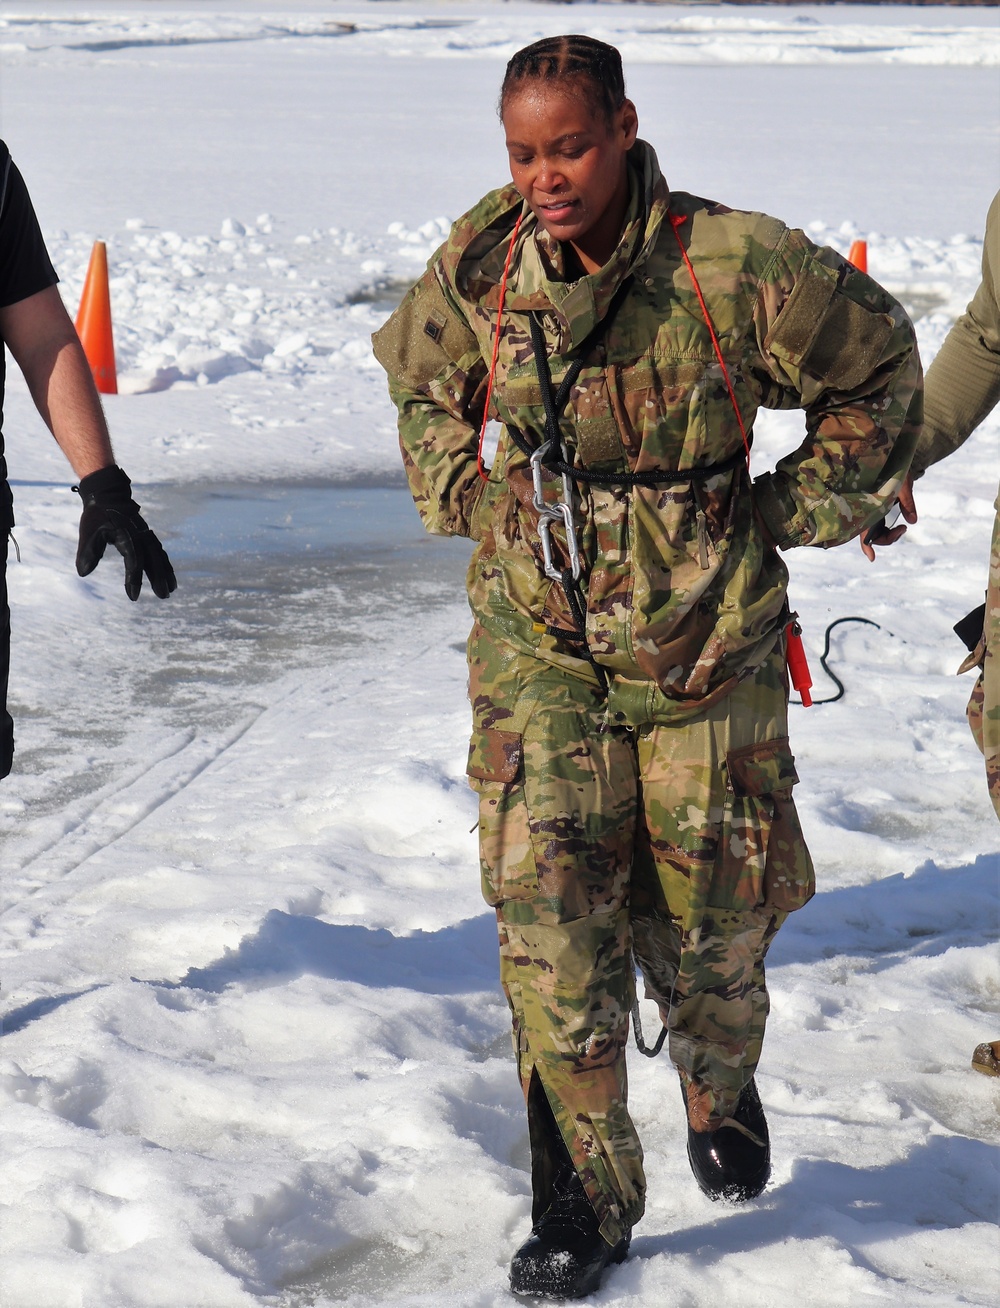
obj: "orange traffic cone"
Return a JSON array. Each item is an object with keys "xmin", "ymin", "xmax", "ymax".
[
  {"xmin": 75, "ymin": 240, "xmax": 117, "ymax": 395},
  {"xmin": 847, "ymin": 239, "xmax": 868, "ymax": 274}
]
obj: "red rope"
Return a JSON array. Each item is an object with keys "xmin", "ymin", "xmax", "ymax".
[
  {"xmin": 477, "ymin": 213, "xmax": 523, "ymax": 481},
  {"xmin": 668, "ymin": 212, "xmax": 752, "ymax": 470}
]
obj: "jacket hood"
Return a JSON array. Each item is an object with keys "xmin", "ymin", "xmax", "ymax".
[{"xmin": 443, "ymin": 139, "xmax": 671, "ymax": 353}]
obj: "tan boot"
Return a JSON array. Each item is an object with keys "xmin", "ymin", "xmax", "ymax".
[{"xmin": 971, "ymin": 1041, "xmax": 1000, "ymax": 1076}]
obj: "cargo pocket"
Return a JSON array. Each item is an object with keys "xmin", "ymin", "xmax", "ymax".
[
  {"xmin": 467, "ymin": 727, "xmax": 539, "ymax": 907},
  {"xmin": 709, "ymin": 737, "xmax": 815, "ymax": 913}
]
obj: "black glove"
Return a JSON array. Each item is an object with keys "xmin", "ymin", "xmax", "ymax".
[{"xmin": 74, "ymin": 464, "xmax": 177, "ymax": 601}]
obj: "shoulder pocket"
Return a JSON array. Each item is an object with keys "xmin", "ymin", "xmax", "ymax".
[
  {"xmin": 765, "ymin": 259, "xmax": 894, "ymax": 392},
  {"xmin": 806, "ymin": 296, "xmax": 895, "ymax": 391},
  {"xmin": 372, "ymin": 268, "xmax": 479, "ymax": 390},
  {"xmin": 764, "ymin": 262, "xmax": 837, "ymax": 369}
]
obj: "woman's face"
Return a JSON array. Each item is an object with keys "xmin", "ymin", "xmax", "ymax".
[{"xmin": 502, "ymin": 80, "xmax": 638, "ymax": 269}]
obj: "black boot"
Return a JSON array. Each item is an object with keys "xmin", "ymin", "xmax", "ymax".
[
  {"xmin": 686, "ymin": 1078, "xmax": 771, "ymax": 1202},
  {"xmin": 509, "ymin": 1160, "xmax": 630, "ymax": 1300}
]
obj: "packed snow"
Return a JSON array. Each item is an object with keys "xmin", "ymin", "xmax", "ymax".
[{"xmin": 0, "ymin": 5, "xmax": 997, "ymax": 1308}]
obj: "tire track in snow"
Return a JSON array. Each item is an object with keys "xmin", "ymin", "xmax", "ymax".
[
  {"xmin": 0, "ymin": 707, "xmax": 270, "ymax": 922},
  {"xmin": 0, "ymin": 608, "xmax": 467, "ymax": 957}
]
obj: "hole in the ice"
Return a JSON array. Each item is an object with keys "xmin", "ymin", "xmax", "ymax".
[
  {"xmin": 346, "ymin": 278, "xmax": 413, "ymax": 317},
  {"xmin": 894, "ymin": 289, "xmax": 950, "ymax": 323},
  {"xmin": 2, "ymin": 482, "xmax": 471, "ymax": 831}
]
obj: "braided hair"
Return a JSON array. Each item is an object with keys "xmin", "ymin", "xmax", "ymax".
[{"xmin": 499, "ymin": 35, "xmax": 627, "ymax": 126}]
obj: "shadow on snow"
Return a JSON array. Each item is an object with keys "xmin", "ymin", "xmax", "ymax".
[
  {"xmin": 633, "ymin": 1133, "xmax": 998, "ymax": 1268},
  {"xmin": 170, "ymin": 908, "xmax": 499, "ymax": 996},
  {"xmin": 767, "ymin": 853, "xmax": 998, "ymax": 970}
]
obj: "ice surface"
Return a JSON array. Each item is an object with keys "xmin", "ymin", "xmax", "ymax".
[{"xmin": 0, "ymin": 6, "xmax": 998, "ymax": 1308}]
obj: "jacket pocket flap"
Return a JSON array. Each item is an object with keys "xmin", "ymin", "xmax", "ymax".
[
  {"xmin": 727, "ymin": 737, "xmax": 798, "ymax": 798},
  {"xmin": 764, "ymin": 261, "xmax": 837, "ymax": 367},
  {"xmin": 467, "ymin": 728, "xmax": 522, "ymax": 783}
]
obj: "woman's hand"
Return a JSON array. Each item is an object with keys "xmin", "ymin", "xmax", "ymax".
[{"xmin": 860, "ymin": 474, "xmax": 917, "ymax": 561}]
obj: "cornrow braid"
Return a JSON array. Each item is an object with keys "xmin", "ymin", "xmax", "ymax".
[{"xmin": 499, "ymin": 35, "xmax": 626, "ymax": 125}]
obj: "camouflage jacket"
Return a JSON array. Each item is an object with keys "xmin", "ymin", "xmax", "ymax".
[
  {"xmin": 912, "ymin": 190, "xmax": 1000, "ymax": 478},
  {"xmin": 911, "ymin": 190, "xmax": 999, "ymax": 817},
  {"xmin": 373, "ymin": 141, "xmax": 921, "ymax": 725}
]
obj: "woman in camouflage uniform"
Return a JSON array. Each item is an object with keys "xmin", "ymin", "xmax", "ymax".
[{"xmin": 374, "ymin": 36, "xmax": 920, "ymax": 1299}]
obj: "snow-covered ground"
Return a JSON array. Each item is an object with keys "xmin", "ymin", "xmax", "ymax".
[{"xmin": 0, "ymin": 5, "xmax": 998, "ymax": 1306}]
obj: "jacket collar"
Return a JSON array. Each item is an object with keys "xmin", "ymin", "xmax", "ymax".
[{"xmin": 451, "ymin": 139, "xmax": 671, "ymax": 353}]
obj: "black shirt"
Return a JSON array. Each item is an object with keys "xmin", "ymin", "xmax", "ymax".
[
  {"xmin": 0, "ymin": 145, "xmax": 58, "ymax": 310},
  {"xmin": 0, "ymin": 143, "xmax": 60, "ymax": 527},
  {"xmin": 0, "ymin": 144, "xmax": 60, "ymax": 778}
]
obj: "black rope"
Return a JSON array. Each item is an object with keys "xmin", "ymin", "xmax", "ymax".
[
  {"xmin": 556, "ymin": 566, "xmax": 608, "ymax": 693},
  {"xmin": 506, "ymin": 419, "xmax": 748, "ymax": 488}
]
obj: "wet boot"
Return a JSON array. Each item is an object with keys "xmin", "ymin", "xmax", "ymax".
[
  {"xmin": 509, "ymin": 1159, "xmax": 630, "ymax": 1300},
  {"xmin": 686, "ymin": 1078, "xmax": 770, "ymax": 1203}
]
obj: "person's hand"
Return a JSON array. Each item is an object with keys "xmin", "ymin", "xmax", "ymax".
[
  {"xmin": 860, "ymin": 473, "xmax": 916, "ymax": 562},
  {"xmin": 74, "ymin": 464, "xmax": 177, "ymax": 600}
]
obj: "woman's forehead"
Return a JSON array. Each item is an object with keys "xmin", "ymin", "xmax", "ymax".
[{"xmin": 502, "ymin": 82, "xmax": 608, "ymax": 140}]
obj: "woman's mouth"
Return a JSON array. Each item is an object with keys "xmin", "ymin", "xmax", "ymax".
[{"xmin": 537, "ymin": 198, "xmax": 578, "ymax": 223}]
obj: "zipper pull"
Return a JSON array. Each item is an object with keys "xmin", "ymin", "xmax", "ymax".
[{"xmin": 696, "ymin": 508, "xmax": 710, "ymax": 570}]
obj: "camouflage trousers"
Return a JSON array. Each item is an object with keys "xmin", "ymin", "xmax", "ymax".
[{"xmin": 467, "ymin": 647, "xmax": 814, "ymax": 1245}]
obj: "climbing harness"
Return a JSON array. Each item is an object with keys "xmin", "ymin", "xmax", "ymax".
[{"xmin": 505, "ymin": 215, "xmax": 753, "ymax": 690}]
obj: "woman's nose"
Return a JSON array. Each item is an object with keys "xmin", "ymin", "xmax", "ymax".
[{"xmin": 536, "ymin": 158, "xmax": 566, "ymax": 193}]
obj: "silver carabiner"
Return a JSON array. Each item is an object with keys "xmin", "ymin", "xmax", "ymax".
[
  {"xmin": 530, "ymin": 440, "xmax": 581, "ymax": 581},
  {"xmin": 530, "ymin": 442, "xmax": 552, "ymax": 514}
]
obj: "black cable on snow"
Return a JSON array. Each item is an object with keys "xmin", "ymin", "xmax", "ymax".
[{"xmin": 792, "ymin": 615, "xmax": 887, "ymax": 706}]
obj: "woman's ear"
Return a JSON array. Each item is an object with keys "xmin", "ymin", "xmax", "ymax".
[{"xmin": 619, "ymin": 99, "xmax": 639, "ymax": 150}]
